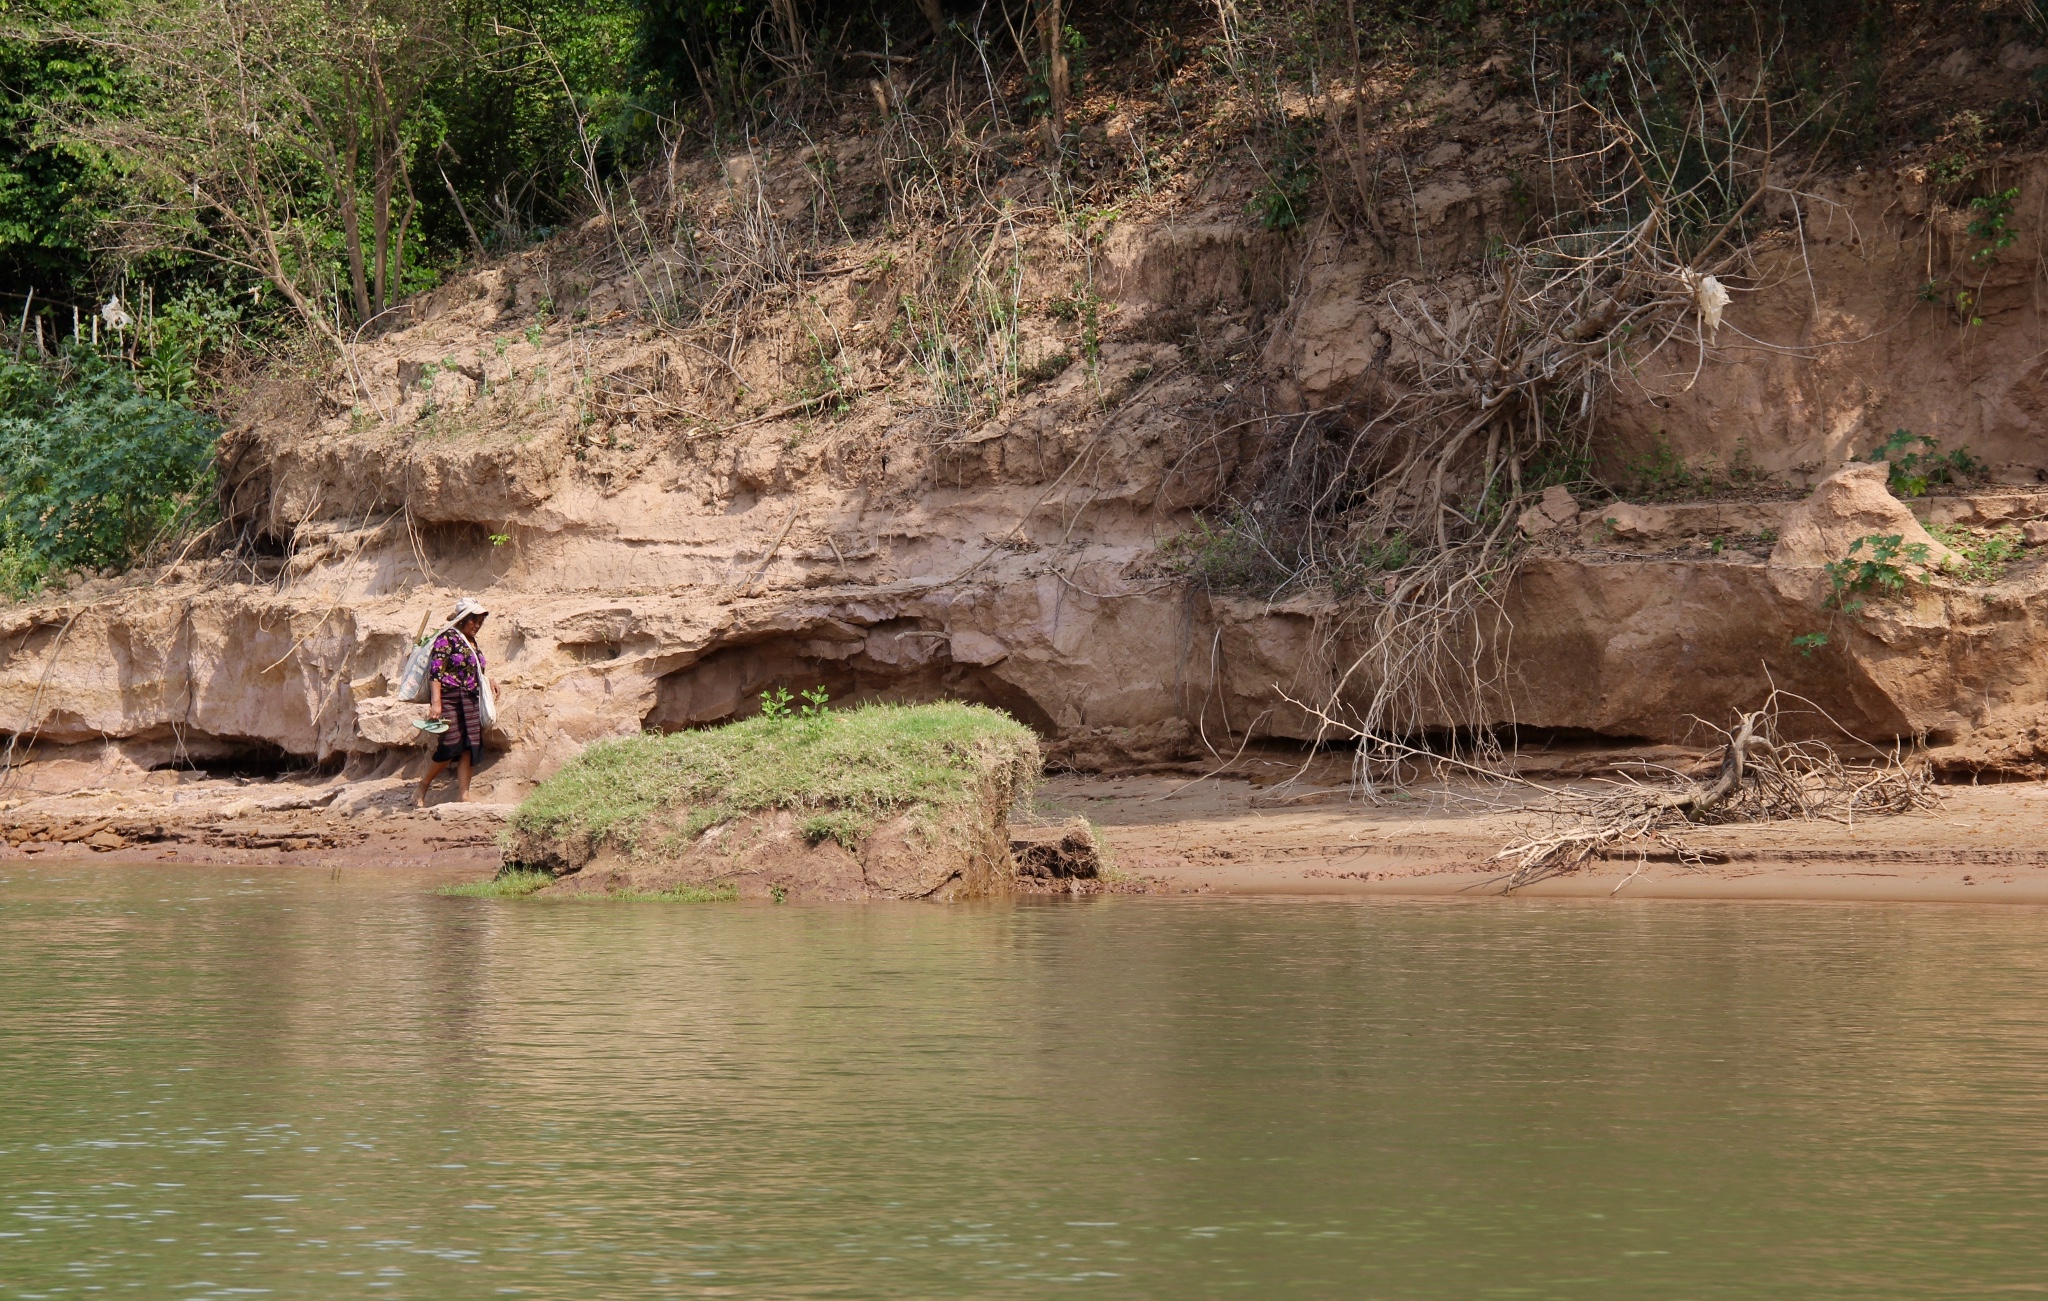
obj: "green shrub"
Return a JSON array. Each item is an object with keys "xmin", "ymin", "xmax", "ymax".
[
  {"xmin": 1864, "ymin": 428, "xmax": 1980, "ymax": 497},
  {"xmin": 1250, "ymin": 125, "xmax": 1319, "ymax": 231},
  {"xmin": 1824, "ymin": 533, "xmax": 1931, "ymax": 611},
  {"xmin": 1623, "ymin": 433, "xmax": 1700, "ymax": 497},
  {"xmin": 1968, "ymin": 188, "xmax": 2020, "ymax": 265},
  {"xmin": 0, "ymin": 350, "xmax": 219, "ymax": 596}
]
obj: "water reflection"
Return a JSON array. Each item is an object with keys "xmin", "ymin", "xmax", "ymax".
[{"xmin": 3, "ymin": 864, "xmax": 2048, "ymax": 1297}]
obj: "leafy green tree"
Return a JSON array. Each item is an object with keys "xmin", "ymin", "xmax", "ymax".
[
  {"xmin": 0, "ymin": 0, "xmax": 125, "ymax": 307},
  {"xmin": 43, "ymin": 0, "xmax": 464, "ymax": 341}
]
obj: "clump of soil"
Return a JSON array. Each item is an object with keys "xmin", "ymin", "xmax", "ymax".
[{"xmin": 504, "ymin": 701, "xmax": 1038, "ymax": 900}]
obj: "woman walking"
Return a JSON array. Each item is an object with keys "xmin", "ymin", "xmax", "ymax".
[{"xmin": 415, "ymin": 598, "xmax": 492, "ymax": 808}]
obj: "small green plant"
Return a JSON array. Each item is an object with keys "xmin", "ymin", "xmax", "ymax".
[
  {"xmin": 1824, "ymin": 533, "xmax": 1931, "ymax": 611},
  {"xmin": 488, "ymin": 533, "xmax": 511, "ymax": 546},
  {"xmin": 1927, "ymin": 522, "xmax": 2024, "ymax": 584},
  {"xmin": 758, "ymin": 685, "xmax": 831, "ymax": 724},
  {"xmin": 524, "ymin": 322, "xmax": 546, "ymax": 349},
  {"xmin": 1623, "ymin": 433, "xmax": 1697, "ymax": 498},
  {"xmin": 758, "ymin": 686, "xmax": 794, "ymax": 720},
  {"xmin": 1016, "ymin": 350, "xmax": 1074, "ymax": 391},
  {"xmin": 1864, "ymin": 428, "xmax": 1980, "ymax": 496},
  {"xmin": 1358, "ymin": 532, "xmax": 1413, "ymax": 572},
  {"xmin": 1044, "ymin": 290, "xmax": 1104, "ymax": 366},
  {"xmin": 1249, "ymin": 123, "xmax": 1319, "ymax": 231},
  {"xmin": 769, "ymin": 883, "xmax": 789, "ymax": 903},
  {"xmin": 1955, "ymin": 287, "xmax": 1983, "ymax": 327},
  {"xmin": 1158, "ymin": 513, "xmax": 1288, "ymax": 592},
  {"xmin": 1930, "ymin": 110, "xmax": 1988, "ymax": 186},
  {"xmin": 1791, "ymin": 632, "xmax": 1829, "ymax": 657},
  {"xmin": 1968, "ymin": 188, "xmax": 2021, "ymax": 265},
  {"xmin": 1332, "ymin": 532, "xmax": 1414, "ymax": 594}
]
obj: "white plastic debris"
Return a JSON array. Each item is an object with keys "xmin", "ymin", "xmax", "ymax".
[
  {"xmin": 1680, "ymin": 270, "xmax": 1729, "ymax": 339},
  {"xmin": 99, "ymin": 296, "xmax": 131, "ymax": 332}
]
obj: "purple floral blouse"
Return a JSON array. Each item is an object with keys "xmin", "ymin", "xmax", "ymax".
[{"xmin": 427, "ymin": 629, "xmax": 486, "ymax": 694}]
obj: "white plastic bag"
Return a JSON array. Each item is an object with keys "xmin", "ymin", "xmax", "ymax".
[
  {"xmin": 394, "ymin": 611, "xmax": 438, "ymax": 704},
  {"xmin": 396, "ymin": 639, "xmax": 436, "ymax": 703},
  {"xmin": 1680, "ymin": 269, "xmax": 1729, "ymax": 339}
]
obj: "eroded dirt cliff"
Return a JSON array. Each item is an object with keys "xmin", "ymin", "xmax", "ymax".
[{"xmin": 12, "ymin": 26, "xmax": 2048, "ymax": 795}]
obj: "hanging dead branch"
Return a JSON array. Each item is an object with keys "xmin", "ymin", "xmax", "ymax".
[
  {"xmin": 1491, "ymin": 691, "xmax": 1939, "ymax": 890},
  {"xmin": 1223, "ymin": 13, "xmax": 1834, "ymax": 795}
]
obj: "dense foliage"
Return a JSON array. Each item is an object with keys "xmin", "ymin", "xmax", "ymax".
[{"xmin": 0, "ymin": 346, "xmax": 218, "ymax": 595}]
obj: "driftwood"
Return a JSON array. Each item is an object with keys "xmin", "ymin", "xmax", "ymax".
[{"xmin": 1492, "ymin": 692, "xmax": 1938, "ymax": 889}]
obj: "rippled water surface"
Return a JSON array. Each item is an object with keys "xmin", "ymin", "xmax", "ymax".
[{"xmin": 4, "ymin": 864, "xmax": 2048, "ymax": 1297}]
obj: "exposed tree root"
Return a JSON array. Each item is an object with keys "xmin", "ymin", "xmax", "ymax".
[{"xmin": 1225, "ymin": 16, "xmax": 1838, "ymax": 795}]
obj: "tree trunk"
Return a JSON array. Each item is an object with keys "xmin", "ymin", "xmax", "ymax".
[
  {"xmin": 1038, "ymin": 0, "xmax": 1068, "ymax": 147},
  {"xmin": 372, "ymin": 162, "xmax": 394, "ymax": 317}
]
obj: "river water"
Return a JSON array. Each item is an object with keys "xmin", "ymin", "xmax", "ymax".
[{"xmin": 3, "ymin": 864, "xmax": 2047, "ymax": 1298}]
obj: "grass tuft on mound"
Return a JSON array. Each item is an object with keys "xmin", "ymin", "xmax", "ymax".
[
  {"xmin": 438, "ymin": 871, "xmax": 736, "ymax": 902},
  {"xmin": 439, "ymin": 870, "xmax": 554, "ymax": 898},
  {"xmin": 595, "ymin": 883, "xmax": 741, "ymax": 903},
  {"xmin": 507, "ymin": 701, "xmax": 1039, "ymax": 870}
]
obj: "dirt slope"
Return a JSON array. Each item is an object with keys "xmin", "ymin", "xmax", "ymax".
[{"xmin": 10, "ymin": 32, "xmax": 2048, "ymax": 797}]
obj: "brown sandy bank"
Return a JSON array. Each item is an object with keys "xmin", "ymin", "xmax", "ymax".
[
  {"xmin": 1, "ymin": 760, "xmax": 2044, "ymax": 904},
  {"xmin": 1033, "ymin": 771, "xmax": 2048, "ymax": 905}
]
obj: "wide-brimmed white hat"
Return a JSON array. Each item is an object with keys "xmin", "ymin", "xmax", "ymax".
[{"xmin": 448, "ymin": 596, "xmax": 490, "ymax": 623}]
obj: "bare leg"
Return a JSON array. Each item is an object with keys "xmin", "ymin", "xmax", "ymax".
[
  {"xmin": 415, "ymin": 758, "xmax": 451, "ymax": 808},
  {"xmin": 456, "ymin": 753, "xmax": 474, "ymax": 802}
]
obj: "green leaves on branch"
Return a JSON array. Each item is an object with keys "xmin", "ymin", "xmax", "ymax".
[
  {"xmin": 1968, "ymin": 188, "xmax": 2020, "ymax": 266},
  {"xmin": 1823, "ymin": 533, "xmax": 1930, "ymax": 613},
  {"xmin": 1863, "ymin": 428, "xmax": 1980, "ymax": 498},
  {"xmin": 0, "ymin": 349, "xmax": 218, "ymax": 596}
]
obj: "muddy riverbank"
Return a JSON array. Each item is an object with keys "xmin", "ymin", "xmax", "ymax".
[{"xmin": 4, "ymin": 753, "xmax": 2043, "ymax": 903}]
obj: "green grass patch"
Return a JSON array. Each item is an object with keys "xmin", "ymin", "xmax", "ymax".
[
  {"xmin": 588, "ymin": 883, "xmax": 740, "ymax": 903},
  {"xmin": 508, "ymin": 700, "xmax": 1039, "ymax": 870},
  {"xmin": 1926, "ymin": 522, "xmax": 2024, "ymax": 585},
  {"xmin": 437, "ymin": 871, "xmax": 737, "ymax": 902},
  {"xmin": 438, "ymin": 869, "xmax": 555, "ymax": 898}
]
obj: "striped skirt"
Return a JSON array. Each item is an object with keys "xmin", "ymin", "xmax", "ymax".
[{"xmin": 431, "ymin": 688, "xmax": 486, "ymax": 764}]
